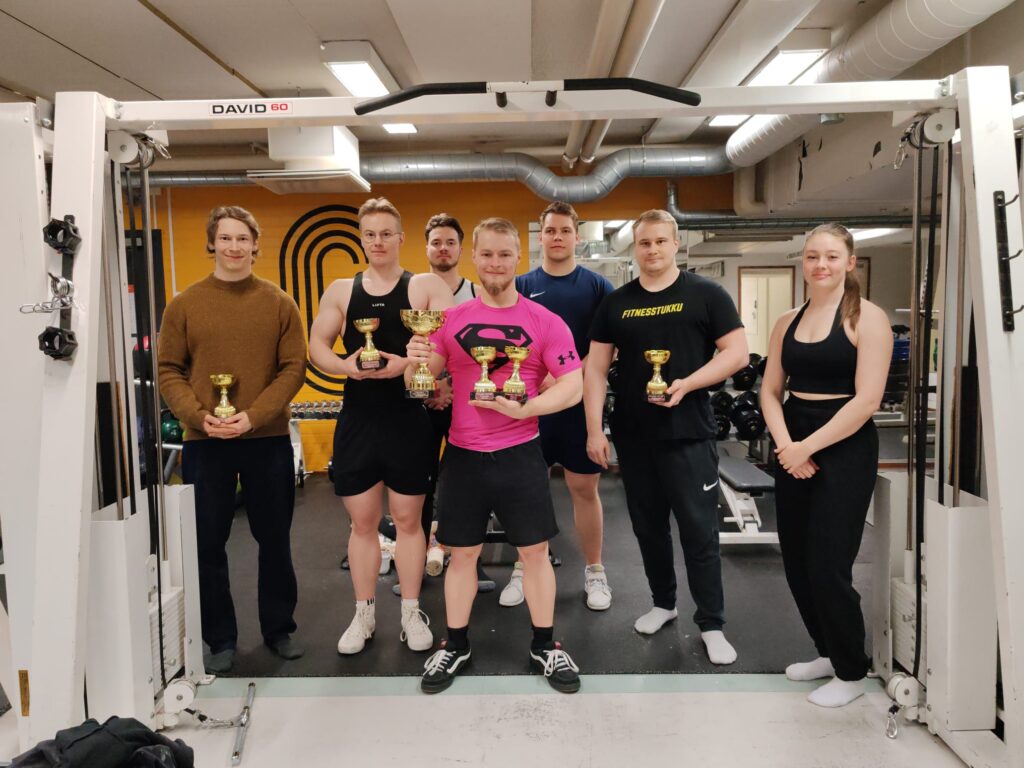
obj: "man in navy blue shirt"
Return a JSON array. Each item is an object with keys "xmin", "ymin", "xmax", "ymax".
[{"xmin": 504, "ymin": 201, "xmax": 615, "ymax": 611}]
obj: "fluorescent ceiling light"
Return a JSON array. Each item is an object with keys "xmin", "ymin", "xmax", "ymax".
[
  {"xmin": 851, "ymin": 227, "xmax": 901, "ymax": 241},
  {"xmin": 604, "ymin": 220, "xmax": 626, "ymax": 228},
  {"xmin": 325, "ymin": 62, "xmax": 388, "ymax": 97},
  {"xmin": 383, "ymin": 123, "xmax": 417, "ymax": 134},
  {"xmin": 709, "ymin": 115, "xmax": 750, "ymax": 127},
  {"xmin": 748, "ymin": 49, "xmax": 825, "ymax": 87},
  {"xmin": 711, "ymin": 31, "xmax": 828, "ymax": 128}
]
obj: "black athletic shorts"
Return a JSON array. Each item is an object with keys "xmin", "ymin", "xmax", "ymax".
[
  {"xmin": 332, "ymin": 403, "xmax": 434, "ymax": 497},
  {"xmin": 539, "ymin": 402, "xmax": 603, "ymax": 475},
  {"xmin": 435, "ymin": 438, "xmax": 559, "ymax": 548}
]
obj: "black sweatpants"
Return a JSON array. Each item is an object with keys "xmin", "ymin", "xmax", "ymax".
[
  {"xmin": 612, "ymin": 433, "xmax": 724, "ymax": 631},
  {"xmin": 182, "ymin": 435, "xmax": 298, "ymax": 654},
  {"xmin": 774, "ymin": 396, "xmax": 877, "ymax": 681}
]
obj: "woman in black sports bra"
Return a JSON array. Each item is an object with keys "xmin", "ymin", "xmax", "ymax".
[{"xmin": 760, "ymin": 223, "xmax": 893, "ymax": 708}]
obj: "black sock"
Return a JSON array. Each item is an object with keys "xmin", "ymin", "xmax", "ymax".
[
  {"xmin": 446, "ymin": 625, "xmax": 469, "ymax": 651},
  {"xmin": 531, "ymin": 625, "xmax": 554, "ymax": 652}
]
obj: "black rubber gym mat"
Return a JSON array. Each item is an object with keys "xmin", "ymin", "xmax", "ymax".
[{"xmin": 219, "ymin": 472, "xmax": 874, "ymax": 678}]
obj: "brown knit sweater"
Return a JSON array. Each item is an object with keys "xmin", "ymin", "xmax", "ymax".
[{"xmin": 158, "ymin": 273, "xmax": 307, "ymax": 440}]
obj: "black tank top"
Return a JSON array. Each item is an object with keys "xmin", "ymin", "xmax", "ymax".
[
  {"xmin": 781, "ymin": 302, "xmax": 857, "ymax": 395},
  {"xmin": 342, "ymin": 270, "xmax": 415, "ymax": 407}
]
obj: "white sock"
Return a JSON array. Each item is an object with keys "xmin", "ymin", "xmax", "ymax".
[
  {"xmin": 786, "ymin": 657, "xmax": 835, "ymax": 681},
  {"xmin": 701, "ymin": 630, "xmax": 737, "ymax": 665},
  {"xmin": 634, "ymin": 607, "xmax": 678, "ymax": 634},
  {"xmin": 807, "ymin": 677, "xmax": 864, "ymax": 708},
  {"xmin": 356, "ymin": 598, "xmax": 375, "ymax": 610},
  {"xmin": 401, "ymin": 598, "xmax": 419, "ymax": 609}
]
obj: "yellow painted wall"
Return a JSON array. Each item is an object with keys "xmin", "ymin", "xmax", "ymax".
[{"xmin": 158, "ymin": 174, "xmax": 732, "ymax": 468}]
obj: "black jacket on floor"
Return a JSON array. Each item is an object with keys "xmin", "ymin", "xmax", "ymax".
[{"xmin": 12, "ymin": 717, "xmax": 194, "ymax": 768}]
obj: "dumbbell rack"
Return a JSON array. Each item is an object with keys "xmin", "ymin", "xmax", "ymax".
[{"xmin": 288, "ymin": 400, "xmax": 343, "ymax": 488}]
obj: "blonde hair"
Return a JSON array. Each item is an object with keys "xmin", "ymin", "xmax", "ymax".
[
  {"xmin": 206, "ymin": 206, "xmax": 260, "ymax": 255},
  {"xmin": 805, "ymin": 222, "xmax": 861, "ymax": 330},
  {"xmin": 358, "ymin": 197, "xmax": 402, "ymax": 229},
  {"xmin": 632, "ymin": 209, "xmax": 678, "ymax": 235},
  {"xmin": 472, "ymin": 217, "xmax": 520, "ymax": 250}
]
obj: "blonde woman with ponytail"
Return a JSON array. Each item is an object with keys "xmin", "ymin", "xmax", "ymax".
[{"xmin": 760, "ymin": 223, "xmax": 893, "ymax": 708}]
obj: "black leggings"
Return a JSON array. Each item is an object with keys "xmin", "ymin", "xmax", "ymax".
[{"xmin": 775, "ymin": 396, "xmax": 877, "ymax": 681}]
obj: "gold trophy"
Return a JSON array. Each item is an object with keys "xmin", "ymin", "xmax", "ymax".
[
  {"xmin": 352, "ymin": 318, "xmax": 381, "ymax": 370},
  {"xmin": 644, "ymin": 350, "xmax": 671, "ymax": 403},
  {"xmin": 470, "ymin": 346, "xmax": 497, "ymax": 401},
  {"xmin": 400, "ymin": 309, "xmax": 447, "ymax": 399},
  {"xmin": 501, "ymin": 346, "xmax": 530, "ymax": 403},
  {"xmin": 210, "ymin": 373, "xmax": 237, "ymax": 418}
]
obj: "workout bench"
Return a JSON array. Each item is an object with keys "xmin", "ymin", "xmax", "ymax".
[{"xmin": 717, "ymin": 454, "xmax": 779, "ymax": 545}]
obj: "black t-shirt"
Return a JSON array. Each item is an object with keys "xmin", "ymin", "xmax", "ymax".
[{"xmin": 589, "ymin": 270, "xmax": 743, "ymax": 440}]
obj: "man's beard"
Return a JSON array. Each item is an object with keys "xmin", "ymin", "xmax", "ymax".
[
  {"xmin": 483, "ymin": 276, "xmax": 513, "ymax": 296},
  {"xmin": 430, "ymin": 261, "xmax": 456, "ymax": 273}
]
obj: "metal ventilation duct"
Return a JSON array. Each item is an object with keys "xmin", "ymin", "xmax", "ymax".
[
  {"xmin": 665, "ymin": 182, "xmax": 912, "ymax": 230},
  {"xmin": 725, "ymin": 0, "xmax": 1015, "ymax": 167},
  {"xmin": 148, "ymin": 147, "xmax": 732, "ymax": 202}
]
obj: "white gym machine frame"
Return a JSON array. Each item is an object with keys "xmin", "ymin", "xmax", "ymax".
[{"xmin": 0, "ymin": 68, "xmax": 1021, "ymax": 765}]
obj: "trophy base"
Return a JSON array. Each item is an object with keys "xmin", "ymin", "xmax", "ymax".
[
  {"xmin": 501, "ymin": 390, "xmax": 528, "ymax": 403},
  {"xmin": 646, "ymin": 392, "xmax": 669, "ymax": 404},
  {"xmin": 470, "ymin": 390, "xmax": 496, "ymax": 402},
  {"xmin": 357, "ymin": 358, "xmax": 381, "ymax": 371},
  {"xmin": 214, "ymin": 406, "xmax": 237, "ymax": 418},
  {"xmin": 405, "ymin": 386, "xmax": 438, "ymax": 400}
]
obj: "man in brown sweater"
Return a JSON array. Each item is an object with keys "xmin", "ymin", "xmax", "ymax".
[{"xmin": 159, "ymin": 206, "xmax": 307, "ymax": 674}]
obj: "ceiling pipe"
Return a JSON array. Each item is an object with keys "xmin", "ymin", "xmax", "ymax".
[
  {"xmin": 576, "ymin": 0, "xmax": 665, "ymax": 171},
  {"xmin": 148, "ymin": 147, "xmax": 732, "ymax": 202},
  {"xmin": 725, "ymin": 0, "xmax": 1016, "ymax": 167},
  {"xmin": 561, "ymin": 0, "xmax": 634, "ymax": 171},
  {"xmin": 665, "ymin": 182, "xmax": 912, "ymax": 230}
]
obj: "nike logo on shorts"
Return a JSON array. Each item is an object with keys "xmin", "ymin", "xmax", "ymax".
[
  {"xmin": 703, "ymin": 480, "xmax": 719, "ymax": 491},
  {"xmin": 529, "ymin": 291, "xmax": 545, "ymax": 298}
]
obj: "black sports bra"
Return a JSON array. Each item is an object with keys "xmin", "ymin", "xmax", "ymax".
[{"xmin": 781, "ymin": 302, "xmax": 857, "ymax": 395}]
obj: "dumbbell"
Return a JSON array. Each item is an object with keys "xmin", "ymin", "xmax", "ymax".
[
  {"xmin": 710, "ymin": 391, "xmax": 735, "ymax": 415},
  {"xmin": 732, "ymin": 354, "xmax": 762, "ymax": 391},
  {"xmin": 714, "ymin": 413, "xmax": 731, "ymax": 440},
  {"xmin": 730, "ymin": 391, "xmax": 766, "ymax": 440},
  {"xmin": 756, "ymin": 356, "xmax": 767, "ymax": 379}
]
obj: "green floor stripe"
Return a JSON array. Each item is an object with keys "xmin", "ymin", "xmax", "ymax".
[{"xmin": 200, "ymin": 675, "xmax": 885, "ymax": 699}]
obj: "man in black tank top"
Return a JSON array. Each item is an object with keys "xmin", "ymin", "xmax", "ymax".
[{"xmin": 310, "ymin": 198, "xmax": 453, "ymax": 658}]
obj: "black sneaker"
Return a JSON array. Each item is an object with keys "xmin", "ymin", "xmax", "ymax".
[
  {"xmin": 421, "ymin": 641, "xmax": 471, "ymax": 694},
  {"xmin": 529, "ymin": 642, "xmax": 581, "ymax": 693}
]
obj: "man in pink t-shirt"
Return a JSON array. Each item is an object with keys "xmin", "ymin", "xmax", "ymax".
[{"xmin": 405, "ymin": 217, "xmax": 583, "ymax": 695}]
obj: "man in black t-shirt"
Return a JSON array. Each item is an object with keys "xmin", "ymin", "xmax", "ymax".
[{"xmin": 583, "ymin": 209, "xmax": 748, "ymax": 665}]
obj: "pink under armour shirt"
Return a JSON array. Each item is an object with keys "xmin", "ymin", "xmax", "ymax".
[{"xmin": 431, "ymin": 295, "xmax": 581, "ymax": 452}]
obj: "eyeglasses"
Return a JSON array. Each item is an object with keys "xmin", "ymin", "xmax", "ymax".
[{"xmin": 361, "ymin": 230, "xmax": 400, "ymax": 243}]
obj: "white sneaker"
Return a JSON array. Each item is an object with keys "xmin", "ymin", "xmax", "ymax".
[
  {"xmin": 400, "ymin": 602, "xmax": 433, "ymax": 652},
  {"xmin": 379, "ymin": 534, "xmax": 394, "ymax": 575},
  {"xmin": 584, "ymin": 564, "xmax": 612, "ymax": 611},
  {"xmin": 337, "ymin": 603, "xmax": 375, "ymax": 655},
  {"xmin": 499, "ymin": 562, "xmax": 525, "ymax": 607}
]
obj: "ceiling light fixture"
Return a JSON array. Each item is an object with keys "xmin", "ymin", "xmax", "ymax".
[
  {"xmin": 850, "ymin": 227, "xmax": 902, "ymax": 242},
  {"xmin": 321, "ymin": 41, "xmax": 399, "ymax": 96},
  {"xmin": 326, "ymin": 62, "xmax": 387, "ymax": 97},
  {"xmin": 709, "ymin": 29, "xmax": 829, "ymax": 129},
  {"xmin": 383, "ymin": 123, "xmax": 417, "ymax": 134}
]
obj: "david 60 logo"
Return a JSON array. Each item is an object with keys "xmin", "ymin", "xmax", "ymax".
[{"xmin": 209, "ymin": 102, "xmax": 291, "ymax": 115}]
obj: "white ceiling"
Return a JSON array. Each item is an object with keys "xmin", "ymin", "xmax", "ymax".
[{"xmin": 0, "ymin": 0, "xmax": 881, "ymax": 161}]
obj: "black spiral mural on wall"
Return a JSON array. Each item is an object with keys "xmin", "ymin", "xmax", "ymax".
[{"xmin": 278, "ymin": 204, "xmax": 367, "ymax": 395}]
